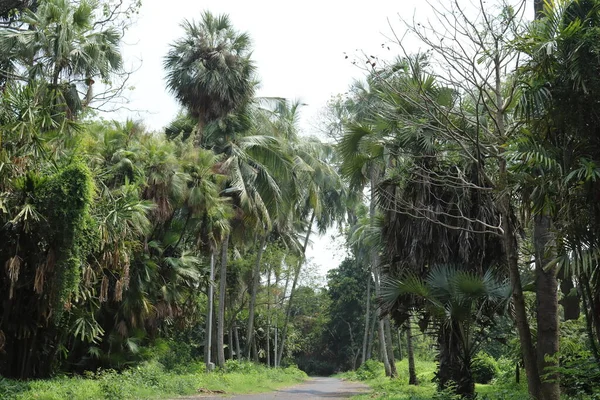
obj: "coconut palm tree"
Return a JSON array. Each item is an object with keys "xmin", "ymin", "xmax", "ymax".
[{"xmin": 164, "ymin": 12, "xmax": 256, "ymax": 147}]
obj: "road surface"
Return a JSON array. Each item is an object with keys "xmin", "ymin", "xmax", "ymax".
[{"xmin": 181, "ymin": 377, "xmax": 369, "ymax": 399}]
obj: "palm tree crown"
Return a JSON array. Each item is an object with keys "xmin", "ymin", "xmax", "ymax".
[{"xmin": 164, "ymin": 11, "xmax": 256, "ymax": 145}]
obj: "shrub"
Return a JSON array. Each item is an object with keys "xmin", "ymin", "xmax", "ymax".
[
  {"xmin": 98, "ymin": 369, "xmax": 125, "ymax": 400},
  {"xmin": 154, "ymin": 340, "xmax": 196, "ymax": 372},
  {"xmin": 355, "ymin": 359, "xmax": 385, "ymax": 381},
  {"xmin": 472, "ymin": 352, "xmax": 499, "ymax": 384},
  {"xmin": 223, "ymin": 359, "xmax": 258, "ymax": 373}
]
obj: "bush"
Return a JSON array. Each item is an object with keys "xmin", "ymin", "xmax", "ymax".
[
  {"xmin": 472, "ymin": 352, "xmax": 499, "ymax": 384},
  {"xmin": 223, "ymin": 359, "xmax": 257, "ymax": 374},
  {"xmin": 355, "ymin": 359, "xmax": 385, "ymax": 381},
  {"xmin": 98, "ymin": 370, "xmax": 125, "ymax": 400},
  {"xmin": 152, "ymin": 340, "xmax": 197, "ymax": 372}
]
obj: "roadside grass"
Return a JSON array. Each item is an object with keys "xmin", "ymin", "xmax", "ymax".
[
  {"xmin": 0, "ymin": 360, "xmax": 307, "ymax": 400},
  {"xmin": 341, "ymin": 359, "xmax": 531, "ymax": 400}
]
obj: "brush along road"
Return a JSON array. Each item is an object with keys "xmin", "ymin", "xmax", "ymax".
[{"xmin": 181, "ymin": 377, "xmax": 369, "ymax": 399}]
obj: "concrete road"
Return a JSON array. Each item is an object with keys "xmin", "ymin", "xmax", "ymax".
[{"xmin": 181, "ymin": 377, "xmax": 369, "ymax": 399}]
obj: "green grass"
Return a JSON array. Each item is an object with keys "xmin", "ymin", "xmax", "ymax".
[
  {"xmin": 341, "ymin": 359, "xmax": 530, "ymax": 400},
  {"xmin": 0, "ymin": 361, "xmax": 307, "ymax": 400}
]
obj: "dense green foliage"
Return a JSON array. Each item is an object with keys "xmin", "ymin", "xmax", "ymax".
[
  {"xmin": 3, "ymin": 0, "xmax": 600, "ymax": 399},
  {"xmin": 0, "ymin": 360, "xmax": 306, "ymax": 399}
]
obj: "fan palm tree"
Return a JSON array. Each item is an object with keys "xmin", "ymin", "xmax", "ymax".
[
  {"xmin": 381, "ymin": 265, "xmax": 511, "ymax": 398},
  {"xmin": 164, "ymin": 12, "xmax": 256, "ymax": 147},
  {"xmin": 0, "ymin": 0, "xmax": 123, "ymax": 118}
]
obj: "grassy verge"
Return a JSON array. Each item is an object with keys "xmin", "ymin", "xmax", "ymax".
[
  {"xmin": 340, "ymin": 359, "xmax": 529, "ymax": 400},
  {"xmin": 0, "ymin": 360, "xmax": 307, "ymax": 400}
]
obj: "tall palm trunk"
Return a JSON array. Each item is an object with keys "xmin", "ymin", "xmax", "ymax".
[
  {"xmin": 194, "ymin": 118, "xmax": 206, "ymax": 148},
  {"xmin": 384, "ymin": 316, "xmax": 398, "ymax": 377},
  {"xmin": 361, "ymin": 275, "xmax": 372, "ymax": 366},
  {"xmin": 397, "ymin": 327, "xmax": 403, "ymax": 361},
  {"xmin": 369, "ymin": 165, "xmax": 393, "ymax": 377},
  {"xmin": 234, "ymin": 325, "xmax": 242, "ymax": 361},
  {"xmin": 367, "ymin": 310, "xmax": 377, "ymax": 360},
  {"xmin": 534, "ymin": 214, "xmax": 559, "ymax": 400},
  {"xmin": 217, "ymin": 233, "xmax": 229, "ymax": 368},
  {"xmin": 277, "ymin": 210, "xmax": 315, "ymax": 366},
  {"xmin": 266, "ymin": 263, "xmax": 272, "ymax": 366},
  {"xmin": 406, "ymin": 316, "xmax": 418, "ymax": 385},
  {"xmin": 373, "ymin": 264, "xmax": 391, "ymax": 376},
  {"xmin": 205, "ymin": 251, "xmax": 215, "ymax": 370},
  {"xmin": 246, "ymin": 235, "xmax": 267, "ymax": 359}
]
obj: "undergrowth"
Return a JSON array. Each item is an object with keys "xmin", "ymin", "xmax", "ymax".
[
  {"xmin": 341, "ymin": 359, "xmax": 531, "ymax": 400},
  {"xmin": 0, "ymin": 360, "xmax": 307, "ymax": 400}
]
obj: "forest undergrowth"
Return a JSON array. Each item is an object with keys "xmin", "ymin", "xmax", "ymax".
[{"xmin": 0, "ymin": 360, "xmax": 307, "ymax": 400}]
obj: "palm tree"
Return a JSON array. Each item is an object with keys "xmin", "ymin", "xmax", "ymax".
[
  {"xmin": 0, "ymin": 0, "xmax": 123, "ymax": 118},
  {"xmin": 164, "ymin": 12, "xmax": 256, "ymax": 147},
  {"xmin": 381, "ymin": 265, "xmax": 511, "ymax": 398}
]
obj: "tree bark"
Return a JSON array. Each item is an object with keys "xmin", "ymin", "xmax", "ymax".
[
  {"xmin": 228, "ymin": 326, "xmax": 234, "ymax": 360},
  {"xmin": 397, "ymin": 327, "xmax": 403, "ymax": 361},
  {"xmin": 361, "ymin": 273, "xmax": 372, "ymax": 366},
  {"xmin": 501, "ymin": 203, "xmax": 541, "ymax": 398},
  {"xmin": 194, "ymin": 118, "xmax": 206, "ymax": 148},
  {"xmin": 367, "ymin": 307, "xmax": 377, "ymax": 361},
  {"xmin": 373, "ymin": 268, "xmax": 391, "ymax": 376},
  {"xmin": 534, "ymin": 214, "xmax": 560, "ymax": 400},
  {"xmin": 369, "ymin": 165, "xmax": 393, "ymax": 376},
  {"xmin": 246, "ymin": 235, "xmax": 266, "ymax": 359},
  {"xmin": 216, "ymin": 233, "xmax": 229, "ymax": 368},
  {"xmin": 234, "ymin": 325, "xmax": 242, "ymax": 361},
  {"xmin": 204, "ymin": 251, "xmax": 215, "ymax": 370},
  {"xmin": 384, "ymin": 316, "xmax": 398, "ymax": 378},
  {"xmin": 266, "ymin": 264, "xmax": 272, "ymax": 367},
  {"xmin": 406, "ymin": 316, "xmax": 418, "ymax": 385}
]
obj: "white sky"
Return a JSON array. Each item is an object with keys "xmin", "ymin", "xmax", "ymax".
[
  {"xmin": 117, "ymin": 0, "xmax": 424, "ymax": 276},
  {"xmin": 119, "ymin": 0, "xmax": 424, "ymax": 133}
]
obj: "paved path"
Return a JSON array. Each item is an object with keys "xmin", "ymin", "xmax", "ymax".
[{"xmin": 180, "ymin": 377, "xmax": 369, "ymax": 399}]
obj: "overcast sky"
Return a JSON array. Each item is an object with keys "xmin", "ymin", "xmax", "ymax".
[
  {"xmin": 120, "ymin": 0, "xmax": 424, "ymax": 131},
  {"xmin": 117, "ymin": 0, "xmax": 424, "ymax": 276}
]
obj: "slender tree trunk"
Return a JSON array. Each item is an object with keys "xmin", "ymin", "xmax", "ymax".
[
  {"xmin": 277, "ymin": 211, "xmax": 315, "ymax": 366},
  {"xmin": 205, "ymin": 251, "xmax": 215, "ymax": 370},
  {"xmin": 397, "ymin": 327, "xmax": 403, "ymax": 361},
  {"xmin": 252, "ymin": 336, "xmax": 258, "ymax": 362},
  {"xmin": 501, "ymin": 200, "xmax": 541, "ymax": 398},
  {"xmin": 247, "ymin": 235, "xmax": 267, "ymax": 359},
  {"xmin": 406, "ymin": 316, "xmax": 418, "ymax": 385},
  {"xmin": 361, "ymin": 275, "xmax": 372, "ymax": 366},
  {"xmin": 367, "ymin": 309, "xmax": 377, "ymax": 360},
  {"xmin": 369, "ymin": 165, "xmax": 392, "ymax": 376},
  {"xmin": 228, "ymin": 326, "xmax": 234, "ymax": 360},
  {"xmin": 234, "ymin": 325, "xmax": 242, "ymax": 361},
  {"xmin": 372, "ymin": 258, "xmax": 392, "ymax": 376},
  {"xmin": 266, "ymin": 265, "xmax": 272, "ymax": 367},
  {"xmin": 384, "ymin": 316, "xmax": 398, "ymax": 378},
  {"xmin": 274, "ymin": 326, "xmax": 278, "ymax": 367},
  {"xmin": 217, "ymin": 234, "xmax": 229, "ymax": 368},
  {"xmin": 534, "ymin": 214, "xmax": 560, "ymax": 400}
]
